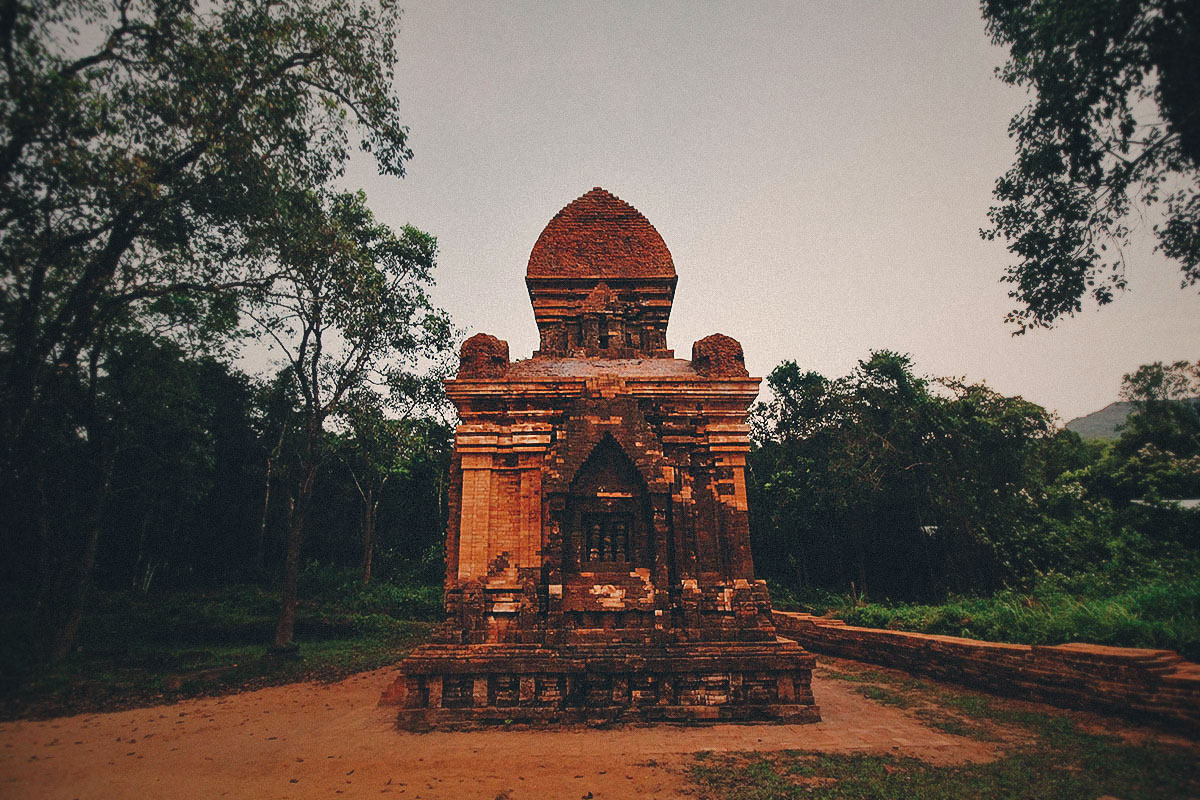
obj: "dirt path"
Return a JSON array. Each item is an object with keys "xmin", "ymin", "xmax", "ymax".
[{"xmin": 0, "ymin": 662, "xmax": 1008, "ymax": 800}]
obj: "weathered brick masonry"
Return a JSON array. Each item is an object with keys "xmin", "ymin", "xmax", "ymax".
[
  {"xmin": 383, "ymin": 188, "xmax": 819, "ymax": 728},
  {"xmin": 774, "ymin": 611, "xmax": 1200, "ymax": 732}
]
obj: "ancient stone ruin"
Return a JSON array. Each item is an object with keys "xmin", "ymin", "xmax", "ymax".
[{"xmin": 384, "ymin": 188, "xmax": 819, "ymax": 727}]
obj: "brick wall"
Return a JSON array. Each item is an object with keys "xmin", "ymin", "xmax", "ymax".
[{"xmin": 773, "ymin": 611, "xmax": 1200, "ymax": 733}]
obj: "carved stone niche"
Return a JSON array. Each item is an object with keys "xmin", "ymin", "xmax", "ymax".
[
  {"xmin": 692, "ymin": 333, "xmax": 749, "ymax": 378},
  {"xmin": 458, "ymin": 333, "xmax": 509, "ymax": 378},
  {"xmin": 566, "ymin": 438, "xmax": 650, "ymax": 572}
]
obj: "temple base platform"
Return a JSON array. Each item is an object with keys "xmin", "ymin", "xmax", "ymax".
[{"xmin": 381, "ymin": 639, "xmax": 820, "ymax": 730}]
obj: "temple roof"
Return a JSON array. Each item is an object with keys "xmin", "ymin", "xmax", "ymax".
[{"xmin": 526, "ymin": 187, "xmax": 676, "ymax": 280}]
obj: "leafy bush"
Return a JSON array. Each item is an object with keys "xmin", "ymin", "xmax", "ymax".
[
  {"xmin": 351, "ymin": 582, "xmax": 441, "ymax": 620},
  {"xmin": 298, "ymin": 560, "xmax": 441, "ymax": 620},
  {"xmin": 833, "ymin": 575, "xmax": 1200, "ymax": 661}
]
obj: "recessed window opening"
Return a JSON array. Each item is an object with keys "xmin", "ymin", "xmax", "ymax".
[
  {"xmin": 567, "ymin": 437, "xmax": 649, "ymax": 573},
  {"xmin": 583, "ymin": 512, "xmax": 630, "ymax": 563}
]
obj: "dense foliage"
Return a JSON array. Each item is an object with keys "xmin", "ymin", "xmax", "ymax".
[
  {"xmin": 0, "ymin": 0, "xmax": 1196, "ymax": 698},
  {"xmin": 0, "ymin": 576, "xmax": 437, "ymax": 720},
  {"xmin": 0, "ymin": 0, "xmax": 454, "ymax": 662},
  {"xmin": 750, "ymin": 354, "xmax": 1200, "ymax": 650},
  {"xmin": 0, "ymin": 0, "xmax": 416, "ymax": 452},
  {"xmin": 0, "ymin": 337, "xmax": 452, "ymax": 596},
  {"xmin": 981, "ymin": 0, "xmax": 1200, "ymax": 332},
  {"xmin": 750, "ymin": 351, "xmax": 1068, "ymax": 599}
]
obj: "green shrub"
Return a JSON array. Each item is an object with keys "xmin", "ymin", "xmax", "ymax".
[
  {"xmin": 835, "ymin": 575, "xmax": 1200, "ymax": 660},
  {"xmin": 350, "ymin": 582, "xmax": 441, "ymax": 620},
  {"xmin": 297, "ymin": 560, "xmax": 441, "ymax": 620}
]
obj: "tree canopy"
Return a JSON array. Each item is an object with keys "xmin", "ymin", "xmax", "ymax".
[
  {"xmin": 750, "ymin": 352, "xmax": 1061, "ymax": 599},
  {"xmin": 981, "ymin": 0, "xmax": 1200, "ymax": 332},
  {"xmin": 0, "ymin": 0, "xmax": 450, "ymax": 661},
  {"xmin": 750, "ymin": 351, "xmax": 1200, "ymax": 608},
  {"xmin": 0, "ymin": 0, "xmax": 414, "ymax": 460},
  {"xmin": 243, "ymin": 188, "xmax": 454, "ymax": 649}
]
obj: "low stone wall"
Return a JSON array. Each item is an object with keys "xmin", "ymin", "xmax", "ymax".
[{"xmin": 773, "ymin": 611, "xmax": 1200, "ymax": 733}]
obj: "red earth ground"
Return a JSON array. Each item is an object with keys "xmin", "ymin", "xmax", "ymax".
[{"xmin": 0, "ymin": 657, "xmax": 1185, "ymax": 799}]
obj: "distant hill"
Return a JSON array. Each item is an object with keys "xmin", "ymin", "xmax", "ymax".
[
  {"xmin": 1065, "ymin": 397, "xmax": 1200, "ymax": 440},
  {"xmin": 1064, "ymin": 401, "xmax": 1134, "ymax": 440}
]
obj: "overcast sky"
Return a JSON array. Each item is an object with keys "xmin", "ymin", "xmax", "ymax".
[{"xmin": 344, "ymin": 0, "xmax": 1199, "ymax": 422}]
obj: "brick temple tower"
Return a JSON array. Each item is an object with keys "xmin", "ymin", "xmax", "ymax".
[{"xmin": 384, "ymin": 188, "xmax": 819, "ymax": 727}]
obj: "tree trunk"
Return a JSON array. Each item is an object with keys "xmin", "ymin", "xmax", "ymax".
[
  {"xmin": 49, "ymin": 441, "xmax": 114, "ymax": 662},
  {"xmin": 256, "ymin": 455, "xmax": 274, "ymax": 572},
  {"xmin": 46, "ymin": 344, "xmax": 114, "ymax": 663},
  {"xmin": 257, "ymin": 423, "xmax": 287, "ymax": 572},
  {"xmin": 852, "ymin": 520, "xmax": 868, "ymax": 601},
  {"xmin": 437, "ymin": 468, "xmax": 446, "ymax": 524},
  {"xmin": 33, "ymin": 474, "xmax": 54, "ymax": 614},
  {"xmin": 272, "ymin": 459, "xmax": 318, "ymax": 650},
  {"xmin": 132, "ymin": 514, "xmax": 151, "ymax": 592},
  {"xmin": 794, "ymin": 528, "xmax": 810, "ymax": 588},
  {"xmin": 360, "ymin": 486, "xmax": 376, "ymax": 586}
]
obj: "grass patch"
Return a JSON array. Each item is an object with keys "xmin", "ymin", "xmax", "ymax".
[
  {"xmin": 0, "ymin": 579, "xmax": 438, "ymax": 720},
  {"xmin": 796, "ymin": 575, "xmax": 1200, "ymax": 661},
  {"xmin": 819, "ymin": 661, "xmax": 1037, "ymax": 743},
  {"xmin": 698, "ymin": 659, "xmax": 1200, "ymax": 798},
  {"xmin": 689, "ymin": 735, "xmax": 1199, "ymax": 800},
  {"xmin": 941, "ymin": 692, "xmax": 996, "ymax": 719},
  {"xmin": 821, "ymin": 662, "xmax": 954, "ymax": 711},
  {"xmin": 819, "ymin": 669, "xmax": 888, "ymax": 683},
  {"xmin": 858, "ymin": 684, "xmax": 915, "ymax": 709},
  {"xmin": 914, "ymin": 708, "xmax": 998, "ymax": 741},
  {"xmin": 920, "ymin": 714, "xmax": 973, "ymax": 739}
]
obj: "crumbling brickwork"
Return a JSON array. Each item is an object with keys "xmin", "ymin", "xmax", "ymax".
[
  {"xmin": 773, "ymin": 612, "xmax": 1200, "ymax": 733},
  {"xmin": 692, "ymin": 333, "xmax": 750, "ymax": 378},
  {"xmin": 458, "ymin": 333, "xmax": 510, "ymax": 378},
  {"xmin": 384, "ymin": 188, "xmax": 819, "ymax": 728}
]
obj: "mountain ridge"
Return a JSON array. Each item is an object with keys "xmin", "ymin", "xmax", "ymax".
[{"xmin": 1064, "ymin": 401, "xmax": 1133, "ymax": 440}]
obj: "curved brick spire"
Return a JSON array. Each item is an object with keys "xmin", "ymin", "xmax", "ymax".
[{"xmin": 527, "ymin": 187, "xmax": 675, "ymax": 279}]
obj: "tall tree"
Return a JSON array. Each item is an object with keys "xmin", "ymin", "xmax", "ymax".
[
  {"xmin": 252, "ymin": 370, "xmax": 304, "ymax": 576},
  {"xmin": 97, "ymin": 334, "xmax": 264, "ymax": 594},
  {"xmin": 750, "ymin": 352, "xmax": 1057, "ymax": 599},
  {"xmin": 338, "ymin": 391, "xmax": 406, "ymax": 586},
  {"xmin": 244, "ymin": 189, "xmax": 453, "ymax": 651},
  {"xmin": 1118, "ymin": 360, "xmax": 1200, "ymax": 456},
  {"xmin": 981, "ymin": 0, "xmax": 1200, "ymax": 332},
  {"xmin": 1111, "ymin": 359, "xmax": 1200, "ymax": 480},
  {"xmin": 0, "ymin": 0, "xmax": 414, "ymax": 454},
  {"xmin": 0, "ymin": 0, "xmax": 418, "ymax": 659}
]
